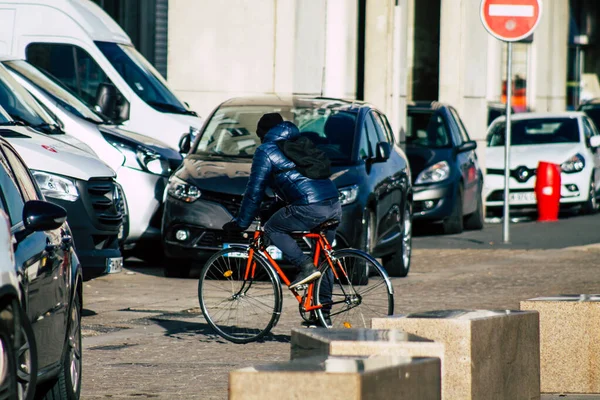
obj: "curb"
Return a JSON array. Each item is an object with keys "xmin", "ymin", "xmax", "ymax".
[{"xmin": 560, "ymin": 243, "xmax": 600, "ymax": 252}]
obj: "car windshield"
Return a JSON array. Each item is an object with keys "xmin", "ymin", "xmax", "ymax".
[
  {"xmin": 195, "ymin": 105, "xmax": 357, "ymax": 165},
  {"xmin": 487, "ymin": 117, "xmax": 580, "ymax": 146},
  {"xmin": 4, "ymin": 60, "xmax": 106, "ymax": 124},
  {"xmin": 96, "ymin": 41, "xmax": 194, "ymax": 116},
  {"xmin": 406, "ymin": 110, "xmax": 451, "ymax": 148},
  {"xmin": 0, "ymin": 65, "xmax": 58, "ymax": 128},
  {"xmin": 580, "ymin": 105, "xmax": 600, "ymax": 131}
]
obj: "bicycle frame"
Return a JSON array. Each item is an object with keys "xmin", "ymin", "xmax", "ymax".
[{"xmin": 243, "ymin": 222, "xmax": 349, "ymax": 313}]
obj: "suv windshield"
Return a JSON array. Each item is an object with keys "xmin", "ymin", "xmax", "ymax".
[
  {"xmin": 96, "ymin": 41, "xmax": 194, "ymax": 116},
  {"xmin": 195, "ymin": 105, "xmax": 357, "ymax": 165},
  {"xmin": 4, "ymin": 60, "xmax": 106, "ymax": 124},
  {"xmin": 487, "ymin": 118, "xmax": 580, "ymax": 146},
  {"xmin": 0, "ymin": 65, "xmax": 58, "ymax": 129},
  {"xmin": 406, "ymin": 110, "xmax": 451, "ymax": 148}
]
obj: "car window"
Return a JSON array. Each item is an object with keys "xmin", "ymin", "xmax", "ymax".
[
  {"xmin": 3, "ymin": 147, "xmax": 39, "ymax": 201},
  {"xmin": 487, "ymin": 118, "xmax": 580, "ymax": 146},
  {"xmin": 26, "ymin": 43, "xmax": 122, "ymax": 118},
  {"xmin": 406, "ymin": 110, "xmax": 451, "ymax": 148},
  {"xmin": 370, "ymin": 112, "xmax": 389, "ymax": 143},
  {"xmin": 0, "ymin": 149, "xmax": 24, "ymax": 225},
  {"xmin": 375, "ymin": 112, "xmax": 395, "ymax": 144},
  {"xmin": 360, "ymin": 113, "xmax": 379, "ymax": 159},
  {"xmin": 449, "ymin": 107, "xmax": 471, "ymax": 144},
  {"xmin": 580, "ymin": 105, "xmax": 600, "ymax": 133}
]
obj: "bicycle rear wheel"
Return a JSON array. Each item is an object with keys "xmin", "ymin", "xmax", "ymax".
[
  {"xmin": 198, "ymin": 248, "xmax": 282, "ymax": 343},
  {"xmin": 315, "ymin": 249, "xmax": 394, "ymax": 329}
]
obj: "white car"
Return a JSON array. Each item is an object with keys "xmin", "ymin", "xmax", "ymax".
[{"xmin": 485, "ymin": 112, "xmax": 600, "ymax": 214}]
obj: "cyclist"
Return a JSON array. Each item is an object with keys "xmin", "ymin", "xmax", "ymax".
[{"xmin": 222, "ymin": 112, "xmax": 342, "ymax": 326}]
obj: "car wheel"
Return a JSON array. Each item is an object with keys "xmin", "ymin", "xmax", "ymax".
[
  {"xmin": 352, "ymin": 210, "xmax": 375, "ymax": 285},
  {"xmin": 464, "ymin": 187, "xmax": 484, "ymax": 230},
  {"xmin": 442, "ymin": 186, "xmax": 464, "ymax": 234},
  {"xmin": 382, "ymin": 205, "xmax": 412, "ymax": 278},
  {"xmin": 581, "ymin": 176, "xmax": 598, "ymax": 215},
  {"xmin": 163, "ymin": 259, "xmax": 192, "ymax": 278},
  {"xmin": 40, "ymin": 292, "xmax": 82, "ymax": 400},
  {"xmin": 15, "ymin": 304, "xmax": 37, "ymax": 400},
  {"xmin": 0, "ymin": 301, "xmax": 18, "ymax": 399}
]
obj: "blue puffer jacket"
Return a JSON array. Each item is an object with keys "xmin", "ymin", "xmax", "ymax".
[{"xmin": 235, "ymin": 121, "xmax": 339, "ymax": 229}]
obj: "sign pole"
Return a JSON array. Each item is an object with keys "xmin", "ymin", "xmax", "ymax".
[{"xmin": 503, "ymin": 41, "xmax": 513, "ymax": 243}]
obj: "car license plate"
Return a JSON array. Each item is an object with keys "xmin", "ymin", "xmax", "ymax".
[
  {"xmin": 223, "ymin": 243, "xmax": 283, "ymax": 260},
  {"xmin": 106, "ymin": 257, "xmax": 123, "ymax": 274},
  {"xmin": 509, "ymin": 192, "xmax": 536, "ymax": 204}
]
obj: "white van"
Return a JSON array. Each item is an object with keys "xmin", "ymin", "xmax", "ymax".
[
  {"xmin": 2, "ymin": 58, "xmax": 183, "ymax": 249},
  {"xmin": 0, "ymin": 0, "xmax": 203, "ymax": 151}
]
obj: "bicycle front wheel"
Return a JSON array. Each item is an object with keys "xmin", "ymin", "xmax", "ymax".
[
  {"xmin": 198, "ymin": 248, "xmax": 282, "ymax": 343},
  {"xmin": 315, "ymin": 249, "xmax": 394, "ymax": 329}
]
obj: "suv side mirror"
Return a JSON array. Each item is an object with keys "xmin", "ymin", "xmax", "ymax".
[
  {"xmin": 457, "ymin": 140, "xmax": 477, "ymax": 153},
  {"xmin": 23, "ymin": 200, "xmax": 67, "ymax": 232},
  {"xmin": 375, "ymin": 142, "xmax": 392, "ymax": 162},
  {"xmin": 179, "ymin": 133, "xmax": 192, "ymax": 154},
  {"xmin": 590, "ymin": 136, "xmax": 600, "ymax": 148}
]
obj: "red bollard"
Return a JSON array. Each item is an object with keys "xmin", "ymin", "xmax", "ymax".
[{"xmin": 535, "ymin": 161, "xmax": 561, "ymax": 222}]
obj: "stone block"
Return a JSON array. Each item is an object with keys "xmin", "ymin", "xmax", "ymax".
[
  {"xmin": 372, "ymin": 310, "xmax": 540, "ymax": 400},
  {"xmin": 229, "ymin": 355, "xmax": 441, "ymax": 400},
  {"xmin": 521, "ymin": 295, "xmax": 600, "ymax": 394}
]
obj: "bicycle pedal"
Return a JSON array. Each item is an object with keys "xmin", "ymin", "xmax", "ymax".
[{"xmin": 291, "ymin": 284, "xmax": 308, "ymax": 291}]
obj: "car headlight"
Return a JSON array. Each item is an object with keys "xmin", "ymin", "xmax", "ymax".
[
  {"xmin": 338, "ymin": 185, "xmax": 359, "ymax": 206},
  {"xmin": 415, "ymin": 161, "xmax": 450, "ymax": 184},
  {"xmin": 31, "ymin": 170, "xmax": 79, "ymax": 202},
  {"xmin": 561, "ymin": 153, "xmax": 585, "ymax": 174},
  {"xmin": 167, "ymin": 176, "xmax": 201, "ymax": 203},
  {"xmin": 101, "ymin": 131, "xmax": 171, "ymax": 176}
]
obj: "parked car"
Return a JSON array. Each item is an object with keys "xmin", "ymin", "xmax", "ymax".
[
  {"xmin": 3, "ymin": 58, "xmax": 183, "ymax": 254},
  {"xmin": 487, "ymin": 102, "xmax": 517, "ymax": 127},
  {"xmin": 0, "ymin": 137, "xmax": 83, "ymax": 399},
  {"xmin": 406, "ymin": 101, "xmax": 484, "ymax": 234},
  {"xmin": 0, "ymin": 0, "xmax": 203, "ymax": 151},
  {"xmin": 0, "ymin": 84, "xmax": 124, "ymax": 279},
  {"xmin": 0, "ymin": 208, "xmax": 36, "ymax": 399},
  {"xmin": 163, "ymin": 96, "xmax": 413, "ymax": 277},
  {"xmin": 484, "ymin": 112, "xmax": 600, "ymax": 215},
  {"xmin": 578, "ymin": 99, "xmax": 600, "ymax": 130}
]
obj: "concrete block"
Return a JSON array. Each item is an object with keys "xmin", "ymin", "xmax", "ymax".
[
  {"xmin": 229, "ymin": 355, "xmax": 441, "ymax": 400},
  {"xmin": 521, "ymin": 295, "xmax": 600, "ymax": 394},
  {"xmin": 372, "ymin": 310, "xmax": 540, "ymax": 400}
]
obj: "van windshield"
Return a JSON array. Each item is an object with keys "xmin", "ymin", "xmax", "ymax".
[
  {"xmin": 96, "ymin": 42, "xmax": 195, "ymax": 116},
  {"xmin": 0, "ymin": 65, "xmax": 59, "ymax": 130},
  {"xmin": 4, "ymin": 60, "xmax": 106, "ymax": 125}
]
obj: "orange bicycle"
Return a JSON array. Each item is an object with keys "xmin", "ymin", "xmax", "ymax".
[{"xmin": 198, "ymin": 218, "xmax": 394, "ymax": 343}]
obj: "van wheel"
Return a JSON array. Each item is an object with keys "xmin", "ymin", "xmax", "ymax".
[
  {"xmin": 40, "ymin": 293, "xmax": 82, "ymax": 400},
  {"xmin": 382, "ymin": 206, "xmax": 412, "ymax": 277},
  {"xmin": 443, "ymin": 186, "xmax": 464, "ymax": 234}
]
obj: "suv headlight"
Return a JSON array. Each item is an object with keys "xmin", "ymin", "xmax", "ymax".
[
  {"xmin": 167, "ymin": 176, "xmax": 201, "ymax": 203},
  {"xmin": 338, "ymin": 185, "xmax": 359, "ymax": 206},
  {"xmin": 101, "ymin": 131, "xmax": 171, "ymax": 176},
  {"xmin": 561, "ymin": 153, "xmax": 585, "ymax": 173},
  {"xmin": 415, "ymin": 161, "xmax": 450, "ymax": 184},
  {"xmin": 31, "ymin": 170, "xmax": 79, "ymax": 202}
]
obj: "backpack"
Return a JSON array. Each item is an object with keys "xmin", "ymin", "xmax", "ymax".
[{"xmin": 275, "ymin": 136, "xmax": 332, "ymax": 179}]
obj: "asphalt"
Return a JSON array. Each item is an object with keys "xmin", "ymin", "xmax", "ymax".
[{"xmin": 413, "ymin": 212, "xmax": 600, "ymax": 250}]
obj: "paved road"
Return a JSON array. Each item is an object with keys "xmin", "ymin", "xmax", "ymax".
[
  {"xmin": 80, "ymin": 242, "xmax": 600, "ymax": 399},
  {"xmin": 413, "ymin": 212, "xmax": 600, "ymax": 250}
]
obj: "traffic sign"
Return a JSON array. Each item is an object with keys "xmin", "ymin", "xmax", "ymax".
[{"xmin": 480, "ymin": 0, "xmax": 542, "ymax": 42}]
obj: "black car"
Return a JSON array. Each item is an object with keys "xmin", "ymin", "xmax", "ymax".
[
  {"xmin": 163, "ymin": 96, "xmax": 413, "ymax": 277},
  {"xmin": 0, "ymin": 137, "xmax": 83, "ymax": 399},
  {"xmin": 406, "ymin": 101, "xmax": 484, "ymax": 234}
]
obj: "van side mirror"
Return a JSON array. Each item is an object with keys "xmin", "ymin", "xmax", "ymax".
[
  {"xmin": 457, "ymin": 140, "xmax": 477, "ymax": 153},
  {"xmin": 94, "ymin": 83, "xmax": 118, "ymax": 119},
  {"xmin": 589, "ymin": 136, "xmax": 600, "ymax": 148},
  {"xmin": 375, "ymin": 142, "xmax": 392, "ymax": 162},
  {"xmin": 179, "ymin": 133, "xmax": 191, "ymax": 154},
  {"xmin": 23, "ymin": 200, "xmax": 67, "ymax": 232}
]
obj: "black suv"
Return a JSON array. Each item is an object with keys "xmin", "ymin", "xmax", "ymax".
[
  {"xmin": 406, "ymin": 102, "xmax": 484, "ymax": 234},
  {"xmin": 0, "ymin": 137, "xmax": 82, "ymax": 399},
  {"xmin": 163, "ymin": 96, "xmax": 413, "ymax": 277}
]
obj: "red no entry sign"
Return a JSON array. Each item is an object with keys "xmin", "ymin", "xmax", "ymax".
[{"xmin": 480, "ymin": 0, "xmax": 542, "ymax": 42}]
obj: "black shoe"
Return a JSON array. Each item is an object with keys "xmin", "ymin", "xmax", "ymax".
[
  {"xmin": 301, "ymin": 312, "xmax": 331, "ymax": 328},
  {"xmin": 289, "ymin": 262, "xmax": 321, "ymax": 289}
]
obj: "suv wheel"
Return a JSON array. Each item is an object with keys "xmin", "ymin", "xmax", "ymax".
[
  {"xmin": 382, "ymin": 206, "xmax": 412, "ymax": 277},
  {"xmin": 15, "ymin": 303, "xmax": 37, "ymax": 400},
  {"xmin": 352, "ymin": 210, "xmax": 375, "ymax": 285}
]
